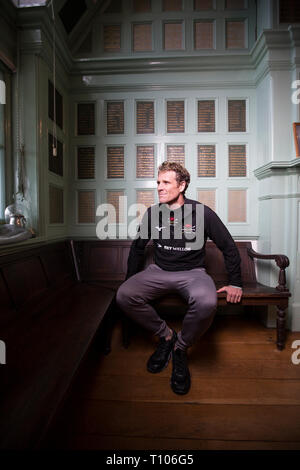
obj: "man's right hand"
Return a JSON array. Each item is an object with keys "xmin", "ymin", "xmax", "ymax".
[{"xmin": 217, "ymin": 285, "xmax": 242, "ymax": 303}]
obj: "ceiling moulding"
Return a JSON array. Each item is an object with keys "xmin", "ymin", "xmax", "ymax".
[
  {"xmin": 71, "ymin": 54, "xmax": 254, "ymax": 76},
  {"xmin": 18, "ymin": 28, "xmax": 69, "ymax": 88},
  {"xmin": 258, "ymin": 193, "xmax": 300, "ymax": 201},
  {"xmin": 254, "ymin": 159, "xmax": 300, "ymax": 180},
  {"xmin": 10, "ymin": 0, "xmax": 48, "ymax": 6},
  {"xmin": 12, "ymin": 6, "xmax": 300, "ymax": 79},
  {"xmin": 71, "ymin": 29, "xmax": 299, "ymax": 76},
  {"xmin": 289, "ymin": 25, "xmax": 300, "ymax": 48},
  {"xmin": 17, "ymin": 6, "xmax": 73, "ymax": 74},
  {"xmin": 70, "ymin": 82, "xmax": 256, "ymax": 94},
  {"xmin": 250, "ymin": 29, "xmax": 290, "ymax": 70},
  {"xmin": 1, "ymin": 0, "xmax": 17, "ymax": 70}
]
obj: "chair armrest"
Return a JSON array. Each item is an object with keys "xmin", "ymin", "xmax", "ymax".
[{"xmin": 247, "ymin": 247, "xmax": 290, "ymax": 292}]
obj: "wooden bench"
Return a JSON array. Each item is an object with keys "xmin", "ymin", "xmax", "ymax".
[
  {"xmin": 73, "ymin": 239, "xmax": 291, "ymax": 351},
  {"xmin": 0, "ymin": 240, "xmax": 115, "ymax": 450}
]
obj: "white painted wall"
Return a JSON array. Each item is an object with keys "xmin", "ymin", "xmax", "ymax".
[{"xmin": 256, "ymin": 74, "xmax": 272, "ymax": 167}]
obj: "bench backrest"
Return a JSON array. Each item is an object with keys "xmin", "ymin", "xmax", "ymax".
[
  {"xmin": 76, "ymin": 239, "xmax": 256, "ymax": 285},
  {"xmin": 0, "ymin": 241, "xmax": 76, "ymax": 328},
  {"xmin": 205, "ymin": 241, "xmax": 256, "ymax": 284}
]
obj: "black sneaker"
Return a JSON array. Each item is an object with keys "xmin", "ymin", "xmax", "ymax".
[
  {"xmin": 171, "ymin": 348, "xmax": 191, "ymax": 395},
  {"xmin": 147, "ymin": 330, "xmax": 177, "ymax": 373}
]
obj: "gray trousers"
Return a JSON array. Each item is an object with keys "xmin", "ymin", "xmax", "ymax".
[{"xmin": 116, "ymin": 264, "xmax": 217, "ymax": 350}]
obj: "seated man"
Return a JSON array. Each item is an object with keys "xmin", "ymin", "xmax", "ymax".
[{"xmin": 116, "ymin": 161, "xmax": 242, "ymax": 395}]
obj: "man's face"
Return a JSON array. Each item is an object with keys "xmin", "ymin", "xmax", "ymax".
[{"xmin": 157, "ymin": 170, "xmax": 185, "ymax": 206}]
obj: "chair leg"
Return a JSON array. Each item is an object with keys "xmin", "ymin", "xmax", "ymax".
[{"xmin": 276, "ymin": 306, "xmax": 286, "ymax": 350}]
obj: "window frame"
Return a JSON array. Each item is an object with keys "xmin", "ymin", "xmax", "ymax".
[{"xmin": 0, "ymin": 63, "xmax": 12, "ymax": 223}]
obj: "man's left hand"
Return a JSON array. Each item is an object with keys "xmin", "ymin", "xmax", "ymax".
[{"xmin": 217, "ymin": 286, "xmax": 242, "ymax": 303}]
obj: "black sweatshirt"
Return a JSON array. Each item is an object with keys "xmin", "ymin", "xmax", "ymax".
[{"xmin": 126, "ymin": 198, "xmax": 242, "ymax": 288}]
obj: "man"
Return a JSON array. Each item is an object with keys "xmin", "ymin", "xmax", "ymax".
[{"xmin": 116, "ymin": 161, "xmax": 242, "ymax": 395}]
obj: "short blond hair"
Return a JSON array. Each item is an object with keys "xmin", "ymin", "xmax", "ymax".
[{"xmin": 158, "ymin": 161, "xmax": 190, "ymax": 195}]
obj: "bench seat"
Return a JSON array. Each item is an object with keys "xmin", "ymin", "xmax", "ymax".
[
  {"xmin": 73, "ymin": 239, "xmax": 291, "ymax": 351},
  {"xmin": 151, "ymin": 282, "xmax": 290, "ymax": 308},
  {"xmin": 0, "ymin": 241, "xmax": 115, "ymax": 449}
]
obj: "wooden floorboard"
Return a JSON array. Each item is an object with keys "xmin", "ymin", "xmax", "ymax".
[
  {"xmin": 64, "ymin": 435, "xmax": 300, "ymax": 451},
  {"xmin": 56, "ymin": 401, "xmax": 300, "ymax": 440},
  {"xmin": 78, "ymin": 375, "xmax": 300, "ymax": 405},
  {"xmin": 47, "ymin": 314, "xmax": 300, "ymax": 451}
]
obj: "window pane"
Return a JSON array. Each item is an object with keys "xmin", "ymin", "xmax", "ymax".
[
  {"xmin": 0, "ymin": 74, "xmax": 4, "ymax": 220},
  {"xmin": 49, "ymin": 186, "xmax": 64, "ymax": 224},
  {"xmin": 77, "ymin": 147, "xmax": 95, "ymax": 179},
  {"xmin": 78, "ymin": 191, "xmax": 95, "ymax": 224},
  {"xmin": 48, "ymin": 134, "xmax": 63, "ymax": 176},
  {"xmin": 48, "ymin": 80, "xmax": 63, "ymax": 130},
  {"xmin": 77, "ymin": 103, "xmax": 95, "ymax": 135}
]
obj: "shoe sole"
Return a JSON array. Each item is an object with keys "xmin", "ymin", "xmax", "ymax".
[
  {"xmin": 170, "ymin": 361, "xmax": 191, "ymax": 395},
  {"xmin": 170, "ymin": 380, "xmax": 191, "ymax": 395},
  {"xmin": 147, "ymin": 351, "xmax": 172, "ymax": 374}
]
